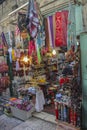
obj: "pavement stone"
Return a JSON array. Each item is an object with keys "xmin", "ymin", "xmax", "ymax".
[
  {"xmin": 0, "ymin": 114, "xmax": 23, "ymax": 130},
  {"xmin": 0, "ymin": 114, "xmax": 57, "ymax": 130},
  {"xmin": 12, "ymin": 117, "xmax": 57, "ymax": 130}
]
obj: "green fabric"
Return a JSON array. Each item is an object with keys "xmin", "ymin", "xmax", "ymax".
[
  {"xmin": 37, "ymin": 44, "xmax": 41, "ymax": 64},
  {"xmin": 67, "ymin": 3, "xmax": 76, "ymax": 50},
  {"xmin": 27, "ymin": 33, "xmax": 30, "ymax": 41}
]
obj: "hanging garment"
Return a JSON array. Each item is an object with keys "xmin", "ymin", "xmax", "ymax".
[
  {"xmin": 44, "ymin": 18, "xmax": 50, "ymax": 49},
  {"xmin": 1, "ymin": 32, "xmax": 7, "ymax": 46},
  {"xmin": 26, "ymin": 0, "xmax": 39, "ymax": 38},
  {"xmin": 16, "ymin": 60, "xmax": 20, "ymax": 71},
  {"xmin": 15, "ymin": 25, "xmax": 23, "ymax": 48},
  {"xmin": 28, "ymin": 40, "xmax": 36, "ymax": 56},
  {"xmin": 8, "ymin": 47, "xmax": 12, "ymax": 63},
  {"xmin": 55, "ymin": 11, "xmax": 68, "ymax": 47},
  {"xmin": 15, "ymin": 25, "xmax": 20, "ymax": 36},
  {"xmin": 35, "ymin": 89, "xmax": 45, "ymax": 112},
  {"xmin": 53, "ymin": 14, "xmax": 56, "ymax": 47},
  {"xmin": 67, "ymin": 3, "xmax": 76, "ymax": 50},
  {"xmin": 35, "ymin": 38, "xmax": 41, "ymax": 64},
  {"xmin": 15, "ymin": 49, "xmax": 21, "ymax": 58},
  {"xmin": 12, "ymin": 49, "xmax": 16, "ymax": 61},
  {"xmin": 47, "ymin": 16, "xmax": 54, "ymax": 48}
]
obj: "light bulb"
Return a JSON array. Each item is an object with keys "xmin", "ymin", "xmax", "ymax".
[
  {"xmin": 52, "ymin": 49, "xmax": 56, "ymax": 56},
  {"xmin": 23, "ymin": 56, "xmax": 29, "ymax": 63},
  {"xmin": 77, "ymin": 41, "xmax": 79, "ymax": 46}
]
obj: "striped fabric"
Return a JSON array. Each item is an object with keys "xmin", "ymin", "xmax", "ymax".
[{"xmin": 15, "ymin": 25, "xmax": 20, "ymax": 36}]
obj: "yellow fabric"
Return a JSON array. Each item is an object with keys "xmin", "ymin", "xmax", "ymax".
[{"xmin": 12, "ymin": 49, "xmax": 16, "ymax": 61}]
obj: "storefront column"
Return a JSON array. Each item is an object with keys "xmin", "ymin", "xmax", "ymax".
[
  {"xmin": 80, "ymin": 32, "xmax": 87, "ymax": 129},
  {"xmin": 75, "ymin": 5, "xmax": 83, "ymax": 35}
]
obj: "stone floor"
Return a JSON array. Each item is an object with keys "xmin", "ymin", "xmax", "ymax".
[
  {"xmin": 0, "ymin": 114, "xmax": 23, "ymax": 130},
  {"xmin": 0, "ymin": 114, "xmax": 57, "ymax": 130},
  {"xmin": 12, "ymin": 117, "xmax": 57, "ymax": 130},
  {"xmin": 0, "ymin": 113, "xmax": 80, "ymax": 130}
]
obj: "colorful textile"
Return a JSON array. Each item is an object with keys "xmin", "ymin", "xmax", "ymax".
[
  {"xmin": 27, "ymin": 0, "xmax": 39, "ymax": 38},
  {"xmin": 16, "ymin": 60, "xmax": 20, "ymax": 71},
  {"xmin": 1, "ymin": 32, "xmax": 7, "ymax": 46},
  {"xmin": 44, "ymin": 18, "xmax": 50, "ymax": 49},
  {"xmin": 15, "ymin": 25, "xmax": 20, "ymax": 36},
  {"xmin": 35, "ymin": 90, "xmax": 45, "ymax": 112},
  {"xmin": 8, "ymin": 47, "xmax": 12, "ymax": 63},
  {"xmin": 67, "ymin": 3, "xmax": 76, "ymax": 50},
  {"xmin": 53, "ymin": 14, "xmax": 56, "ymax": 48},
  {"xmin": 35, "ymin": 39, "xmax": 41, "ymax": 64},
  {"xmin": 55, "ymin": 11, "xmax": 68, "ymax": 47},
  {"xmin": 12, "ymin": 49, "xmax": 16, "ymax": 61},
  {"xmin": 28, "ymin": 40, "xmax": 36, "ymax": 56},
  {"xmin": 47, "ymin": 16, "xmax": 54, "ymax": 48}
]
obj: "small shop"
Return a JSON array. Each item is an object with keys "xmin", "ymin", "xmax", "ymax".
[{"xmin": 0, "ymin": 0, "xmax": 82, "ymax": 129}]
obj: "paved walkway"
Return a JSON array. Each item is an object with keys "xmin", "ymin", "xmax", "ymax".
[
  {"xmin": 0, "ymin": 114, "xmax": 57, "ymax": 130},
  {"xmin": 0, "ymin": 113, "xmax": 80, "ymax": 130},
  {"xmin": 12, "ymin": 117, "xmax": 56, "ymax": 130},
  {"xmin": 0, "ymin": 114, "xmax": 22, "ymax": 130}
]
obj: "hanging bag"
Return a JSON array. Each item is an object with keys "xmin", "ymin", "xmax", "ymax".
[{"xmin": 18, "ymin": 12, "xmax": 27, "ymax": 32}]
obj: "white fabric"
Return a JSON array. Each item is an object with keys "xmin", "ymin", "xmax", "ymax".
[
  {"xmin": 8, "ymin": 47, "xmax": 12, "ymax": 63},
  {"xmin": 16, "ymin": 60, "xmax": 20, "ymax": 71},
  {"xmin": 35, "ymin": 90, "xmax": 45, "ymax": 112}
]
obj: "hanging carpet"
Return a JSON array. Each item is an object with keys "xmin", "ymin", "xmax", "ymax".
[{"xmin": 55, "ymin": 10, "xmax": 68, "ymax": 47}]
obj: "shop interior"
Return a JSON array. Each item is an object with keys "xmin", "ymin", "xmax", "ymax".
[{"xmin": 0, "ymin": 0, "xmax": 82, "ymax": 129}]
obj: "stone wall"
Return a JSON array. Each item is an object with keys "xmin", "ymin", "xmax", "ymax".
[
  {"xmin": 0, "ymin": 0, "xmax": 29, "ymax": 20},
  {"xmin": 0, "ymin": 0, "xmax": 29, "ymax": 32}
]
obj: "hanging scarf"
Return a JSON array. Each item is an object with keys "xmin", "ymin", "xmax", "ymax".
[
  {"xmin": 37, "ymin": 33, "xmax": 42, "ymax": 47},
  {"xmin": 44, "ymin": 18, "xmax": 50, "ymax": 50},
  {"xmin": 47, "ymin": 16, "xmax": 54, "ymax": 48},
  {"xmin": 8, "ymin": 47, "xmax": 12, "ymax": 63},
  {"xmin": 15, "ymin": 25, "xmax": 20, "ymax": 36},
  {"xmin": 67, "ymin": 3, "xmax": 76, "ymax": 50},
  {"xmin": 12, "ymin": 49, "xmax": 16, "ymax": 61},
  {"xmin": 28, "ymin": 40, "xmax": 36, "ymax": 56},
  {"xmin": 15, "ymin": 25, "xmax": 21, "ymax": 48},
  {"xmin": 16, "ymin": 60, "xmax": 20, "ymax": 71},
  {"xmin": 1, "ymin": 32, "xmax": 7, "ymax": 46},
  {"xmin": 53, "ymin": 14, "xmax": 56, "ymax": 48},
  {"xmin": 35, "ymin": 38, "xmax": 41, "ymax": 64},
  {"xmin": 55, "ymin": 11, "xmax": 68, "ymax": 47},
  {"xmin": 27, "ymin": 0, "xmax": 39, "ymax": 38},
  {"xmin": 62, "ymin": 11, "xmax": 69, "ymax": 46}
]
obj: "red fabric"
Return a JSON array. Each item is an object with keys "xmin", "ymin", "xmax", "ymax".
[
  {"xmin": 28, "ymin": 40, "xmax": 36, "ymax": 56},
  {"xmin": 55, "ymin": 11, "xmax": 68, "ymax": 47},
  {"xmin": 59, "ymin": 77, "xmax": 65, "ymax": 86}
]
